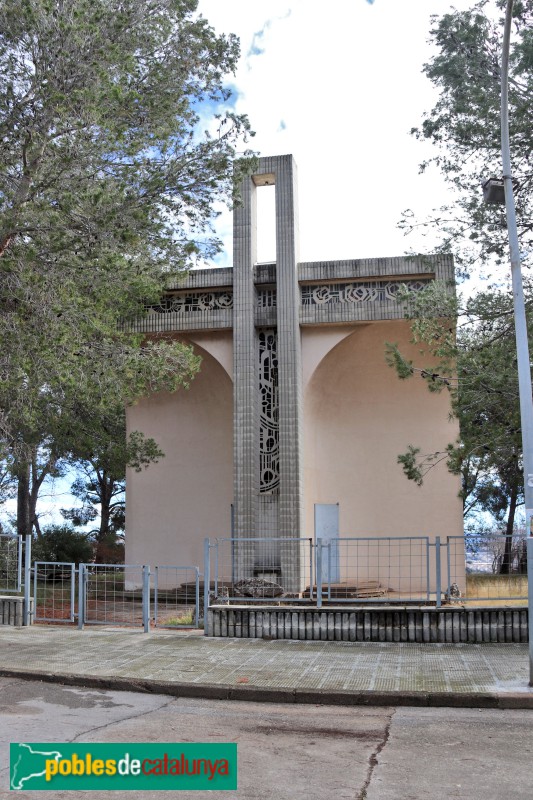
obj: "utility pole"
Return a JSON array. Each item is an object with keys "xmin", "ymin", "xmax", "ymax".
[{"xmin": 498, "ymin": 0, "xmax": 533, "ymax": 684}]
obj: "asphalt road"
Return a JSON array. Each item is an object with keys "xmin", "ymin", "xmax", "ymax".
[{"xmin": 0, "ymin": 677, "xmax": 531, "ymax": 800}]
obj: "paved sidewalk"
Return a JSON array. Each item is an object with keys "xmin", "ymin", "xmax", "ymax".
[{"xmin": 0, "ymin": 626, "xmax": 532, "ymax": 708}]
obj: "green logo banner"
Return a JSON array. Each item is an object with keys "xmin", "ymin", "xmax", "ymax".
[{"xmin": 10, "ymin": 743, "xmax": 237, "ymax": 791}]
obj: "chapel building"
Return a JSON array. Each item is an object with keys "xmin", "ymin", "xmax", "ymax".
[{"xmin": 125, "ymin": 155, "xmax": 463, "ymax": 587}]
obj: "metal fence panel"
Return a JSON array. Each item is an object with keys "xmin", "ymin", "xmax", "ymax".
[
  {"xmin": 33, "ymin": 562, "xmax": 76, "ymax": 622},
  {"xmin": 317, "ymin": 537, "xmax": 431, "ymax": 604},
  {"xmin": 25, "ymin": 533, "xmax": 529, "ymax": 633},
  {"xmin": 448, "ymin": 533, "xmax": 528, "ymax": 602},
  {"xmin": 0, "ymin": 534, "xmax": 22, "ymax": 593},
  {"xmin": 154, "ymin": 566, "xmax": 200, "ymax": 628},
  {"xmin": 209, "ymin": 538, "xmax": 314, "ymax": 603},
  {"xmin": 82, "ymin": 564, "xmax": 147, "ymax": 628}
]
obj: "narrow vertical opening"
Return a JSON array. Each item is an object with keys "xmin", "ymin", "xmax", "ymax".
[{"xmin": 256, "ymin": 184, "xmax": 276, "ymax": 264}]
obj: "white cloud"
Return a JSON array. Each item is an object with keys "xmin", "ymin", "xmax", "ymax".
[{"xmin": 197, "ymin": 0, "xmax": 478, "ymax": 266}]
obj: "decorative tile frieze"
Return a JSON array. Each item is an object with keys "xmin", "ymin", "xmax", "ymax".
[
  {"xmin": 301, "ymin": 278, "xmax": 431, "ymax": 306},
  {"xmin": 148, "ymin": 289, "xmax": 233, "ymax": 314}
]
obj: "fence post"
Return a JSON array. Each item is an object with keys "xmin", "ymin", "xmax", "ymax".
[
  {"xmin": 77, "ymin": 565, "xmax": 85, "ymax": 630},
  {"xmin": 142, "ymin": 565, "xmax": 150, "ymax": 633},
  {"xmin": 316, "ymin": 539, "xmax": 323, "ymax": 609},
  {"xmin": 435, "ymin": 536, "xmax": 442, "ymax": 608},
  {"xmin": 214, "ymin": 539, "xmax": 219, "ymax": 597},
  {"xmin": 153, "ymin": 567, "xmax": 159, "ymax": 628},
  {"xmin": 17, "ymin": 535, "xmax": 23, "ymax": 593},
  {"xmin": 446, "ymin": 537, "xmax": 452, "ymax": 601},
  {"xmin": 308, "ymin": 539, "xmax": 314, "ymax": 601},
  {"xmin": 425, "ymin": 538, "xmax": 431, "ymax": 603},
  {"xmin": 526, "ymin": 536, "xmax": 533, "ymax": 686},
  {"xmin": 327, "ymin": 542, "xmax": 332, "ymax": 601},
  {"xmin": 203, "ymin": 538, "xmax": 211, "ymax": 636},
  {"xmin": 32, "ymin": 561, "xmax": 38, "ymax": 625},
  {"xmin": 69, "ymin": 562, "xmax": 76, "ymax": 621},
  {"xmin": 194, "ymin": 567, "xmax": 200, "ymax": 629},
  {"xmin": 23, "ymin": 535, "xmax": 32, "ymax": 626}
]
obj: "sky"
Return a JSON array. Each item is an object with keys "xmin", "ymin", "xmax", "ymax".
[{"xmin": 196, "ymin": 0, "xmax": 478, "ymax": 267}]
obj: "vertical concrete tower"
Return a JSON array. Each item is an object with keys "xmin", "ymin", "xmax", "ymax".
[{"xmin": 233, "ymin": 156, "xmax": 303, "ymax": 587}]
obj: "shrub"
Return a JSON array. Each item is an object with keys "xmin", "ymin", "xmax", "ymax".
[{"xmin": 32, "ymin": 525, "xmax": 93, "ymax": 566}]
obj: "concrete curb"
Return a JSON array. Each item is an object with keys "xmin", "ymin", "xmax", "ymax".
[{"xmin": 1, "ymin": 668, "xmax": 532, "ymax": 710}]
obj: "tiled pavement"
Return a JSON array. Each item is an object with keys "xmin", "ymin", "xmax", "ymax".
[{"xmin": 0, "ymin": 626, "xmax": 532, "ymax": 708}]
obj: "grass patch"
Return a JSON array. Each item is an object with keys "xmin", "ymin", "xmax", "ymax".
[
  {"xmin": 466, "ymin": 572, "xmax": 528, "ymax": 599},
  {"xmin": 157, "ymin": 609, "xmax": 200, "ymax": 627}
]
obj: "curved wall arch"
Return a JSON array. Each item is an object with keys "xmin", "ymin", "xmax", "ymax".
[
  {"xmin": 125, "ymin": 340, "xmax": 233, "ymax": 569},
  {"xmin": 303, "ymin": 321, "xmax": 462, "ymax": 540},
  {"xmin": 301, "ymin": 325, "xmax": 358, "ymax": 392},
  {"xmin": 188, "ymin": 331, "xmax": 233, "ymax": 379}
]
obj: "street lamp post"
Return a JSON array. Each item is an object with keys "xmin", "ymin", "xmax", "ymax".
[{"xmin": 498, "ymin": 0, "xmax": 533, "ymax": 684}]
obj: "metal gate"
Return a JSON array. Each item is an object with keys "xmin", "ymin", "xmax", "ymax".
[
  {"xmin": 28, "ymin": 561, "xmax": 205, "ymax": 632},
  {"xmin": 154, "ymin": 566, "xmax": 200, "ymax": 628},
  {"xmin": 33, "ymin": 561, "xmax": 76, "ymax": 623},
  {"xmin": 80, "ymin": 564, "xmax": 149, "ymax": 630}
]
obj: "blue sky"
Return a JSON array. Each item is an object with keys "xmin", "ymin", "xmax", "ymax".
[{"xmin": 197, "ymin": 0, "xmax": 478, "ymax": 266}]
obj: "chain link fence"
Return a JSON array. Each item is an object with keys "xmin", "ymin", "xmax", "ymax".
[
  {"xmin": 205, "ymin": 538, "xmax": 315, "ymax": 605},
  {"xmin": 317, "ymin": 536, "xmax": 431, "ymax": 604},
  {"xmin": 19, "ymin": 532, "xmax": 530, "ymax": 635}
]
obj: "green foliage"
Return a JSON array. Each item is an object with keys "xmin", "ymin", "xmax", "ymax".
[
  {"xmin": 61, "ymin": 405, "xmax": 166, "ymax": 543},
  {"xmin": 384, "ymin": 347, "xmax": 414, "ymax": 381},
  {"xmin": 400, "ymin": 0, "xmax": 533, "ymax": 278},
  {"xmin": 0, "ymin": 0, "xmax": 252, "ymax": 435},
  {"xmin": 32, "ymin": 524, "xmax": 93, "ymax": 565},
  {"xmin": 392, "ymin": 1, "xmax": 533, "ymax": 531},
  {"xmin": 0, "ymin": 0, "xmax": 254, "ymax": 270},
  {"xmin": 389, "ymin": 280, "xmax": 527, "ymax": 526},
  {"xmin": 0, "ymin": 451, "xmax": 16, "ymax": 506},
  {"xmin": 0, "ymin": 0, "xmax": 254, "ymax": 532},
  {"xmin": 396, "ymin": 445, "xmax": 457, "ymax": 487}
]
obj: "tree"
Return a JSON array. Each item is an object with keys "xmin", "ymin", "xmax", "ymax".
[
  {"xmin": 387, "ymin": 281, "xmax": 529, "ymax": 571},
  {"xmin": 0, "ymin": 0, "xmax": 254, "ymax": 533},
  {"xmin": 389, "ymin": 0, "xmax": 533, "ymax": 565},
  {"xmin": 21, "ymin": 446, "xmax": 68, "ymax": 538},
  {"xmin": 0, "ymin": 449, "xmax": 17, "ymax": 508},
  {"xmin": 400, "ymin": 0, "xmax": 533, "ymax": 279},
  {"xmin": 64, "ymin": 468, "xmax": 126, "ymax": 563},
  {"xmin": 61, "ymin": 413, "xmax": 165, "ymax": 561}
]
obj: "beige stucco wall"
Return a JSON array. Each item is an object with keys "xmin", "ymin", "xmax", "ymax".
[
  {"xmin": 303, "ymin": 321, "xmax": 464, "ymax": 592},
  {"xmin": 125, "ymin": 334, "xmax": 233, "ymax": 573},
  {"xmin": 125, "ymin": 321, "xmax": 464, "ymax": 594}
]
